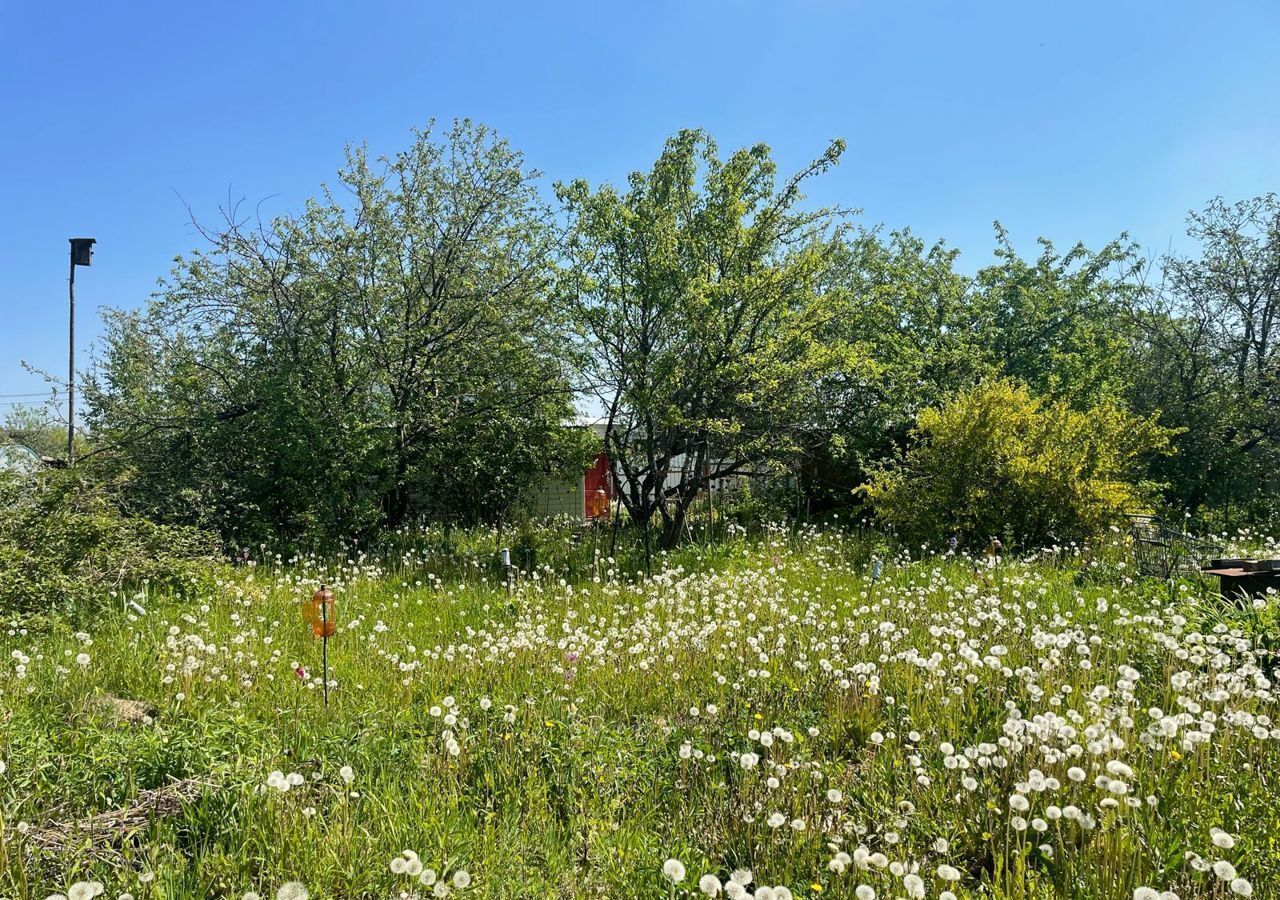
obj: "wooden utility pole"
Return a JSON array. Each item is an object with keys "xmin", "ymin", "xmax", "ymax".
[{"xmin": 67, "ymin": 238, "xmax": 96, "ymax": 465}]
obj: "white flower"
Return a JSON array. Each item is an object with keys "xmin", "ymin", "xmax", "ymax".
[
  {"xmin": 699, "ymin": 874, "xmax": 723, "ymax": 897},
  {"xmin": 339, "ymin": 765, "xmax": 355, "ymax": 784},
  {"xmin": 1230, "ymin": 878, "xmax": 1253, "ymax": 897},
  {"xmin": 663, "ymin": 859, "xmax": 686, "ymax": 883},
  {"xmin": 452, "ymin": 870, "xmax": 471, "ymax": 889},
  {"xmin": 937, "ymin": 864, "xmax": 961, "ymax": 881},
  {"xmin": 1134, "ymin": 889, "xmax": 1159, "ymax": 900},
  {"xmin": 1213, "ymin": 860, "xmax": 1237, "ymax": 882},
  {"xmin": 75, "ymin": 653, "xmax": 91, "ymax": 667},
  {"xmin": 855, "ymin": 886, "xmax": 876, "ymax": 900},
  {"xmin": 243, "ymin": 893, "xmax": 262, "ymax": 900},
  {"xmin": 1211, "ymin": 827, "xmax": 1236, "ymax": 849}
]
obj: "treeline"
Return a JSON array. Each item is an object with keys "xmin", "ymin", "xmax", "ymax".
[{"xmin": 60, "ymin": 121, "xmax": 1277, "ymax": 549}]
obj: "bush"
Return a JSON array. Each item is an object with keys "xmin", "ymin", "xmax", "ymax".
[
  {"xmin": 863, "ymin": 379, "xmax": 1172, "ymax": 549},
  {"xmin": 0, "ymin": 468, "xmax": 218, "ymax": 618}
]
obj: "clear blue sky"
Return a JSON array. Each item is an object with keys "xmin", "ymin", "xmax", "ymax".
[{"xmin": 2, "ymin": 1, "xmax": 1278, "ymax": 409}]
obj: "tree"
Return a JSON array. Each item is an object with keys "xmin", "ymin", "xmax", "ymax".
[
  {"xmin": 970, "ymin": 228, "xmax": 1141, "ymax": 407},
  {"xmin": 1130, "ymin": 194, "xmax": 1280, "ymax": 518},
  {"xmin": 808, "ymin": 228, "xmax": 980, "ymax": 508},
  {"xmin": 558, "ymin": 130, "xmax": 850, "ymax": 551},
  {"xmin": 2, "ymin": 404, "xmax": 70, "ymax": 460},
  {"xmin": 863, "ymin": 379, "xmax": 1172, "ymax": 549},
  {"xmin": 88, "ymin": 121, "xmax": 584, "ymax": 546},
  {"xmin": 809, "ymin": 226, "xmax": 1140, "ymax": 514}
]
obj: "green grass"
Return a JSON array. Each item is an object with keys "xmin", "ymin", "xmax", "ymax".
[{"xmin": 2, "ymin": 527, "xmax": 1278, "ymax": 899}]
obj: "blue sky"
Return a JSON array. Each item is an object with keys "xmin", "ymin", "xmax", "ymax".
[{"xmin": 1, "ymin": 1, "xmax": 1278, "ymax": 409}]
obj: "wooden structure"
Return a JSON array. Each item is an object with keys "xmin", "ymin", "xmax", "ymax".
[{"xmin": 1201, "ymin": 559, "xmax": 1280, "ymax": 602}]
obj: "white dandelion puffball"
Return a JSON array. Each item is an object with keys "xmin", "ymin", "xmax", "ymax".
[
  {"xmin": 1213, "ymin": 860, "xmax": 1237, "ymax": 882},
  {"xmin": 855, "ymin": 886, "xmax": 876, "ymax": 900},
  {"xmin": 339, "ymin": 765, "xmax": 354, "ymax": 784},
  {"xmin": 663, "ymin": 859, "xmax": 687, "ymax": 884},
  {"xmin": 276, "ymin": 883, "xmax": 308, "ymax": 900},
  {"xmin": 1229, "ymin": 879, "xmax": 1253, "ymax": 897},
  {"xmin": 937, "ymin": 864, "xmax": 961, "ymax": 881},
  {"xmin": 699, "ymin": 874, "xmax": 723, "ymax": 897},
  {"xmin": 452, "ymin": 870, "xmax": 471, "ymax": 889},
  {"xmin": 1211, "ymin": 827, "xmax": 1236, "ymax": 850},
  {"xmin": 902, "ymin": 873, "xmax": 925, "ymax": 899}
]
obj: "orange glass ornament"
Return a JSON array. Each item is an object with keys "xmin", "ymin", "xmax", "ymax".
[{"xmin": 305, "ymin": 585, "xmax": 336, "ymax": 638}]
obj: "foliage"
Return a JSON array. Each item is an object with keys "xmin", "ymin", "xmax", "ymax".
[
  {"xmin": 810, "ymin": 227, "xmax": 1142, "ymax": 515},
  {"xmin": 86, "ymin": 120, "xmax": 584, "ymax": 549},
  {"xmin": 863, "ymin": 379, "xmax": 1173, "ymax": 549},
  {"xmin": 559, "ymin": 129, "xmax": 853, "ymax": 551},
  {"xmin": 1129, "ymin": 193, "xmax": 1280, "ymax": 517},
  {"xmin": 809, "ymin": 228, "xmax": 982, "ymax": 508},
  {"xmin": 970, "ymin": 228, "xmax": 1141, "ymax": 407},
  {"xmin": 0, "ymin": 469, "xmax": 217, "ymax": 618},
  {"xmin": 1, "ymin": 404, "xmax": 73, "ymax": 461}
]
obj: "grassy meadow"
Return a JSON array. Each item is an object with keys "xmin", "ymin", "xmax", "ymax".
[{"xmin": 2, "ymin": 524, "xmax": 1279, "ymax": 900}]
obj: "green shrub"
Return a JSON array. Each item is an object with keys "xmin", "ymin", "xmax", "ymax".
[
  {"xmin": 0, "ymin": 468, "xmax": 218, "ymax": 618},
  {"xmin": 863, "ymin": 379, "xmax": 1173, "ymax": 549}
]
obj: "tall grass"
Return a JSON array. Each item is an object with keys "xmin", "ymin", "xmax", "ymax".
[{"xmin": 1, "ymin": 525, "xmax": 1276, "ymax": 899}]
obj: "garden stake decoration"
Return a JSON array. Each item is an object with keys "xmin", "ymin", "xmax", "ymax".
[{"xmin": 305, "ymin": 585, "xmax": 337, "ymax": 706}]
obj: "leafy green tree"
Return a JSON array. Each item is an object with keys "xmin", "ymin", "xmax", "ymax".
[
  {"xmin": 811, "ymin": 227, "xmax": 1140, "ymax": 513},
  {"xmin": 808, "ymin": 228, "xmax": 981, "ymax": 508},
  {"xmin": 970, "ymin": 228, "xmax": 1141, "ymax": 407},
  {"xmin": 2, "ymin": 404, "xmax": 72, "ymax": 459},
  {"xmin": 864, "ymin": 379, "xmax": 1172, "ymax": 549},
  {"xmin": 88, "ymin": 121, "xmax": 584, "ymax": 546},
  {"xmin": 558, "ymin": 129, "xmax": 850, "ymax": 551},
  {"xmin": 1131, "ymin": 194, "xmax": 1280, "ymax": 520}
]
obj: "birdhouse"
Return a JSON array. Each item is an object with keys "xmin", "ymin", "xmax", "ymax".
[
  {"xmin": 305, "ymin": 585, "xmax": 336, "ymax": 638},
  {"xmin": 70, "ymin": 237, "xmax": 96, "ymax": 267}
]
